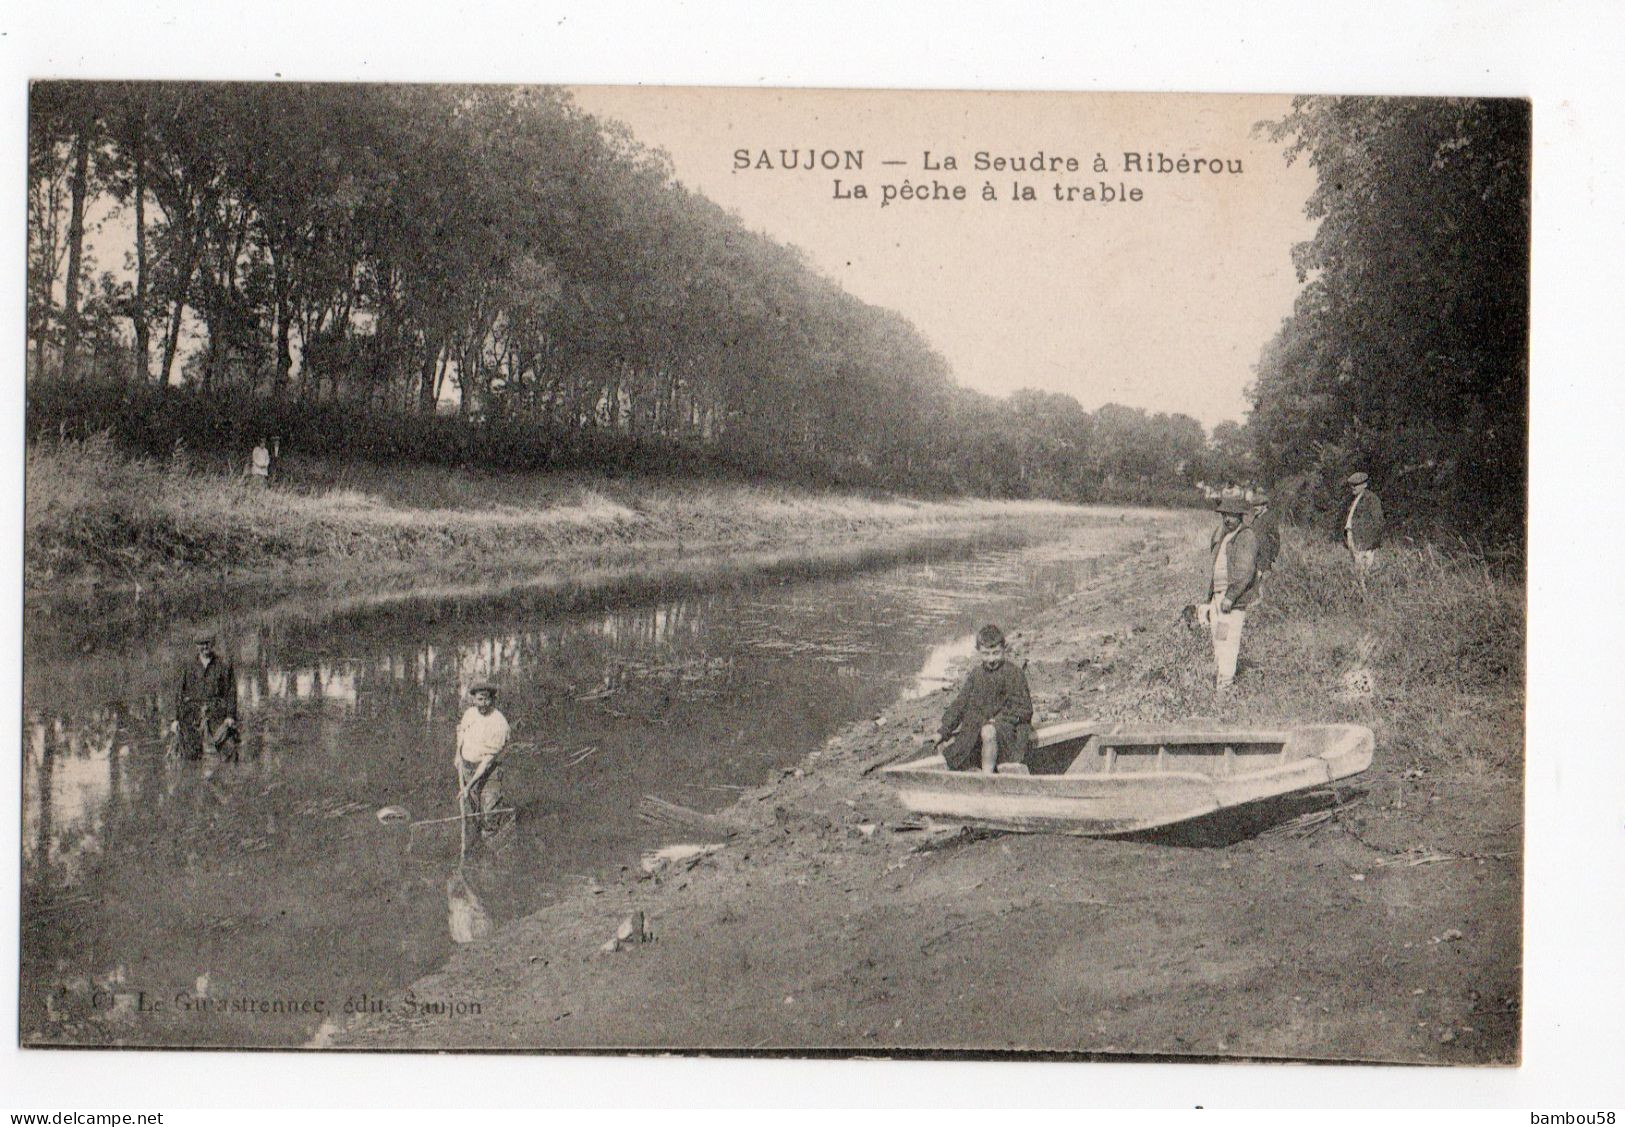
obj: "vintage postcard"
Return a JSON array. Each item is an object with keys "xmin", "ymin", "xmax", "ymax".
[{"xmin": 21, "ymin": 83, "xmax": 1527, "ymax": 1064}]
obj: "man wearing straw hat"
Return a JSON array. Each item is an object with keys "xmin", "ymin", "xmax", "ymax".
[
  {"xmin": 455, "ymin": 680, "xmax": 511, "ymax": 839},
  {"xmin": 1343, "ymin": 471, "xmax": 1385, "ymax": 588},
  {"xmin": 1204, "ymin": 494, "xmax": 1261, "ymax": 693}
]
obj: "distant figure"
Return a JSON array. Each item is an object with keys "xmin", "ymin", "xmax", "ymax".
[
  {"xmin": 1343, "ymin": 472, "xmax": 1385, "ymax": 588},
  {"xmin": 1204, "ymin": 495, "xmax": 1260, "ymax": 693},
  {"xmin": 246, "ymin": 439, "xmax": 271, "ymax": 489},
  {"xmin": 269, "ymin": 436, "xmax": 283, "ymax": 483},
  {"xmin": 171, "ymin": 633, "xmax": 239, "ymax": 759},
  {"xmin": 456, "ymin": 680, "xmax": 511, "ymax": 838},
  {"xmin": 934, "ymin": 624, "xmax": 1034, "ymax": 773},
  {"xmin": 1246, "ymin": 489, "xmax": 1281, "ymax": 594}
]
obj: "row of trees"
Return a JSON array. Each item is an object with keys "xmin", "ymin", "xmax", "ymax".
[
  {"xmin": 1247, "ymin": 97, "xmax": 1529, "ymax": 545},
  {"xmin": 27, "ymin": 81, "xmax": 1223, "ymax": 500}
]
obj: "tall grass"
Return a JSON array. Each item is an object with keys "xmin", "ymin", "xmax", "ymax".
[
  {"xmin": 1263, "ymin": 532, "xmax": 1524, "ymax": 697},
  {"xmin": 1098, "ymin": 523, "xmax": 1524, "ymax": 777}
]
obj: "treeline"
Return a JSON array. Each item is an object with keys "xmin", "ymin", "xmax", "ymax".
[
  {"xmin": 27, "ymin": 81, "xmax": 1220, "ymax": 502},
  {"xmin": 1245, "ymin": 97, "xmax": 1529, "ymax": 547},
  {"xmin": 26, "ymin": 378, "xmax": 1228, "ymax": 505}
]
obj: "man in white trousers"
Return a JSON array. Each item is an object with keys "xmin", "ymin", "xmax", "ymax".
[{"xmin": 1204, "ymin": 494, "xmax": 1261, "ymax": 693}]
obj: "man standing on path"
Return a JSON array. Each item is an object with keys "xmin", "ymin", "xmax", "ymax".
[
  {"xmin": 171, "ymin": 633, "xmax": 239, "ymax": 760},
  {"xmin": 1205, "ymin": 495, "xmax": 1260, "ymax": 694},
  {"xmin": 1343, "ymin": 472, "xmax": 1385, "ymax": 589}
]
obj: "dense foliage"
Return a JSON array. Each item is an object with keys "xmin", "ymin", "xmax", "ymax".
[
  {"xmin": 1249, "ymin": 97, "xmax": 1529, "ymax": 546},
  {"xmin": 27, "ymin": 81, "xmax": 1220, "ymax": 503}
]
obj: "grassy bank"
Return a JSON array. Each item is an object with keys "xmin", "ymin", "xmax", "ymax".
[
  {"xmin": 25, "ymin": 436, "xmax": 1136, "ymax": 655},
  {"xmin": 25, "ymin": 436, "xmax": 1099, "ymax": 591},
  {"xmin": 335, "ymin": 513, "xmax": 1523, "ymax": 1061},
  {"xmin": 1109, "ymin": 526, "xmax": 1524, "ymax": 778}
]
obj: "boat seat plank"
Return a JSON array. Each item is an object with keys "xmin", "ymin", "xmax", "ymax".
[{"xmin": 1095, "ymin": 729, "xmax": 1290, "ymax": 748}]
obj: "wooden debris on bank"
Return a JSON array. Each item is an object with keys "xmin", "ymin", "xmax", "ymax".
[
  {"xmin": 600, "ymin": 910, "xmax": 653, "ymax": 953},
  {"xmin": 636, "ymin": 795, "xmax": 737, "ymax": 840},
  {"xmin": 859, "ymin": 739, "xmax": 931, "ymax": 776},
  {"xmin": 565, "ymin": 744, "xmax": 599, "ymax": 767},
  {"xmin": 1260, "ymin": 794, "xmax": 1366, "ymax": 838},
  {"xmin": 640, "ymin": 842, "xmax": 725, "ymax": 875},
  {"xmin": 909, "ymin": 824, "xmax": 1003, "ymax": 853},
  {"xmin": 1374, "ymin": 849, "xmax": 1518, "ymax": 868}
]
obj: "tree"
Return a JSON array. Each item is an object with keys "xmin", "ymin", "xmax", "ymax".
[
  {"xmin": 1252, "ymin": 97, "xmax": 1530, "ymax": 541},
  {"xmin": 101, "ymin": 84, "xmax": 156, "ymax": 382},
  {"xmin": 27, "ymin": 81, "xmax": 1233, "ymax": 505},
  {"xmin": 28, "ymin": 83, "xmax": 105, "ymax": 378}
]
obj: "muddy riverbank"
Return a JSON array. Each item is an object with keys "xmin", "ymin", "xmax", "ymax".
[{"xmin": 332, "ymin": 514, "xmax": 1523, "ymax": 1062}]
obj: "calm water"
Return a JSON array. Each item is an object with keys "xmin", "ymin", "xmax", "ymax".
[{"xmin": 22, "ymin": 527, "xmax": 1132, "ymax": 1046}]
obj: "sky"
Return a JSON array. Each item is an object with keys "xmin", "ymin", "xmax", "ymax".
[{"xmin": 570, "ymin": 87, "xmax": 1320, "ymax": 429}]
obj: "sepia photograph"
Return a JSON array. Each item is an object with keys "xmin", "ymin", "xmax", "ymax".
[{"xmin": 17, "ymin": 80, "xmax": 1533, "ymax": 1065}]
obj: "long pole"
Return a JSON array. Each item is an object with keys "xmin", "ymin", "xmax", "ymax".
[{"xmin": 409, "ymin": 807, "xmax": 515, "ymax": 830}]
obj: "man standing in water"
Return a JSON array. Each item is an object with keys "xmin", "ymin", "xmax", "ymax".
[
  {"xmin": 171, "ymin": 633, "xmax": 239, "ymax": 760},
  {"xmin": 1343, "ymin": 471, "xmax": 1385, "ymax": 589},
  {"xmin": 455, "ymin": 680, "xmax": 511, "ymax": 839},
  {"xmin": 934, "ymin": 624, "xmax": 1034, "ymax": 773},
  {"xmin": 1205, "ymin": 495, "xmax": 1260, "ymax": 694}
]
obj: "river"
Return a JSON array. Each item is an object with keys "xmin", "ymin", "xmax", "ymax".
[{"xmin": 22, "ymin": 519, "xmax": 1150, "ymax": 1046}]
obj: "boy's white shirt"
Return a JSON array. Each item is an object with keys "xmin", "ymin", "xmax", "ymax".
[{"xmin": 457, "ymin": 706, "xmax": 510, "ymax": 765}]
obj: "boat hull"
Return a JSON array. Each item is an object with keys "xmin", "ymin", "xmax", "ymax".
[{"xmin": 880, "ymin": 722, "xmax": 1373, "ymax": 836}]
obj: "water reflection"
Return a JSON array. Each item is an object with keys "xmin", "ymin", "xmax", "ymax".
[
  {"xmin": 907, "ymin": 633, "xmax": 979, "ymax": 698},
  {"xmin": 21, "ymin": 535, "xmax": 1123, "ymax": 1045}
]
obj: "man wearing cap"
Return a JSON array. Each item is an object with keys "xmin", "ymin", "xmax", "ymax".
[
  {"xmin": 1343, "ymin": 472, "xmax": 1385, "ymax": 587},
  {"xmin": 455, "ymin": 680, "xmax": 511, "ymax": 838},
  {"xmin": 171, "ymin": 634, "xmax": 239, "ymax": 760},
  {"xmin": 1204, "ymin": 495, "xmax": 1261, "ymax": 692}
]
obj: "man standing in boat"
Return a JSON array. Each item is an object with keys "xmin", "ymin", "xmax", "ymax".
[
  {"xmin": 455, "ymin": 680, "xmax": 511, "ymax": 839},
  {"xmin": 1343, "ymin": 471, "xmax": 1385, "ymax": 589},
  {"xmin": 934, "ymin": 624, "xmax": 1034, "ymax": 773},
  {"xmin": 1205, "ymin": 495, "xmax": 1260, "ymax": 694}
]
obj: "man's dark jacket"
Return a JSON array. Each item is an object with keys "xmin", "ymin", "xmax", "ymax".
[
  {"xmin": 1345, "ymin": 489, "xmax": 1385, "ymax": 550},
  {"xmin": 175, "ymin": 654, "xmax": 239, "ymax": 729},
  {"xmin": 938, "ymin": 659, "xmax": 1034, "ymax": 771},
  {"xmin": 1250, "ymin": 506, "xmax": 1281, "ymax": 574}
]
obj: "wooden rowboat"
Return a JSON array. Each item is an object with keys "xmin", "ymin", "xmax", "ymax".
[{"xmin": 880, "ymin": 721, "xmax": 1373, "ymax": 836}]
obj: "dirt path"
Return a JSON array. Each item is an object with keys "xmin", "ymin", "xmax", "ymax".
[{"xmin": 333, "ymin": 516, "xmax": 1521, "ymax": 1062}]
